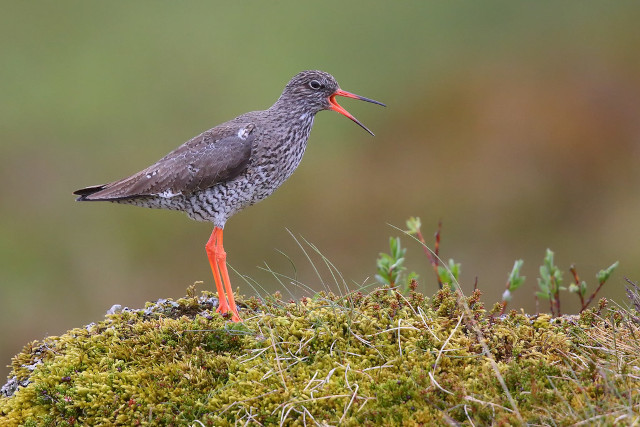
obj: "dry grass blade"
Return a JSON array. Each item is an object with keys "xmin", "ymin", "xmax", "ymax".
[{"xmin": 432, "ymin": 313, "xmax": 463, "ymax": 375}]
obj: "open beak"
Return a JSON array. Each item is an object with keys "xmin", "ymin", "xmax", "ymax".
[{"xmin": 329, "ymin": 89, "xmax": 385, "ymax": 136}]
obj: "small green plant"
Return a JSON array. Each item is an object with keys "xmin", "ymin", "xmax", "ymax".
[
  {"xmin": 570, "ymin": 261, "xmax": 619, "ymax": 313},
  {"xmin": 568, "ymin": 267, "xmax": 588, "ymax": 301},
  {"xmin": 500, "ymin": 259, "xmax": 526, "ymax": 315},
  {"xmin": 375, "ymin": 237, "xmax": 417, "ymax": 291},
  {"xmin": 399, "ymin": 218, "xmax": 620, "ymax": 317},
  {"xmin": 536, "ymin": 249, "xmax": 618, "ymax": 316},
  {"xmin": 437, "ymin": 258, "xmax": 461, "ymax": 290},
  {"xmin": 536, "ymin": 249, "xmax": 565, "ymax": 315}
]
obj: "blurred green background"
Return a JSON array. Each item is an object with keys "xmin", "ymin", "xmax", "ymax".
[{"xmin": 2, "ymin": 2, "xmax": 640, "ymax": 380}]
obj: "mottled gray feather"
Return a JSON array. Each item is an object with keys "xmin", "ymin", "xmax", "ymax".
[{"xmin": 75, "ymin": 123, "xmax": 254, "ymax": 201}]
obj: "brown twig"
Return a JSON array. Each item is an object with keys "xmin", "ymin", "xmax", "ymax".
[
  {"xmin": 580, "ymin": 279, "xmax": 607, "ymax": 313},
  {"xmin": 498, "ymin": 301, "xmax": 507, "ymax": 316},
  {"xmin": 499, "ymin": 277, "xmax": 511, "ymax": 316},
  {"xmin": 415, "ymin": 220, "xmax": 443, "ymax": 289},
  {"xmin": 552, "ymin": 275, "xmax": 561, "ymax": 316},
  {"xmin": 569, "ymin": 264, "xmax": 585, "ymax": 309}
]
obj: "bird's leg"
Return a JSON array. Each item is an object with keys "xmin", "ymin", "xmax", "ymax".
[
  {"xmin": 214, "ymin": 228, "xmax": 242, "ymax": 322},
  {"xmin": 206, "ymin": 227, "xmax": 229, "ymax": 315}
]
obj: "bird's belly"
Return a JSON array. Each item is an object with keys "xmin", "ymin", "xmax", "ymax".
[
  {"xmin": 184, "ymin": 153, "xmax": 303, "ymax": 226},
  {"xmin": 183, "ymin": 172, "xmax": 284, "ymax": 225},
  {"xmin": 247, "ymin": 168, "xmax": 288, "ymax": 203}
]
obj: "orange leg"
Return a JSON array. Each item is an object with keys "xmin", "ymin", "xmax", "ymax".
[
  {"xmin": 205, "ymin": 227, "xmax": 242, "ymax": 322},
  {"xmin": 206, "ymin": 228, "xmax": 229, "ymax": 315}
]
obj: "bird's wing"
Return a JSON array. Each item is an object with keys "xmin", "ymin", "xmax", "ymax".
[{"xmin": 75, "ymin": 123, "xmax": 256, "ymax": 201}]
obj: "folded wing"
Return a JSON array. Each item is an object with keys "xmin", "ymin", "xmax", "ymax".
[{"xmin": 74, "ymin": 123, "xmax": 255, "ymax": 201}]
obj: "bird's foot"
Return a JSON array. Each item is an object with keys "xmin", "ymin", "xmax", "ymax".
[
  {"xmin": 230, "ymin": 311, "xmax": 242, "ymax": 323},
  {"xmin": 216, "ymin": 300, "xmax": 230, "ymax": 314},
  {"xmin": 217, "ymin": 305, "xmax": 242, "ymax": 322}
]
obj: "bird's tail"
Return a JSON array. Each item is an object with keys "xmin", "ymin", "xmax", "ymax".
[{"xmin": 73, "ymin": 185, "xmax": 109, "ymax": 201}]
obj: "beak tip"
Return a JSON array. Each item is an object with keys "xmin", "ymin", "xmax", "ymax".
[{"xmin": 330, "ymin": 90, "xmax": 383, "ymax": 136}]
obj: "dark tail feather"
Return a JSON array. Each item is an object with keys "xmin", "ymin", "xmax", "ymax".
[{"xmin": 73, "ymin": 185, "xmax": 107, "ymax": 201}]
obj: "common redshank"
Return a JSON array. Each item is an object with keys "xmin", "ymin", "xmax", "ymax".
[{"xmin": 74, "ymin": 70, "xmax": 385, "ymax": 322}]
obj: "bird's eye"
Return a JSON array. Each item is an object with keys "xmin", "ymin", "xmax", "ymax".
[{"xmin": 308, "ymin": 80, "xmax": 322, "ymax": 90}]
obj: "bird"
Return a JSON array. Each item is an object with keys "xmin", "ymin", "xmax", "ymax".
[{"xmin": 74, "ymin": 70, "xmax": 385, "ymax": 322}]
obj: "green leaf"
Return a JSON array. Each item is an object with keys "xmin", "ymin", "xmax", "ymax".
[
  {"xmin": 580, "ymin": 280, "xmax": 587, "ymax": 296},
  {"xmin": 405, "ymin": 216, "xmax": 421, "ymax": 235},
  {"xmin": 552, "ymin": 269, "xmax": 563, "ymax": 287},
  {"xmin": 447, "ymin": 259, "xmax": 461, "ymax": 280},
  {"xmin": 537, "ymin": 278, "xmax": 549, "ymax": 294},
  {"xmin": 507, "ymin": 259, "xmax": 525, "ymax": 291},
  {"xmin": 539, "ymin": 266, "xmax": 550, "ymax": 282},
  {"xmin": 437, "ymin": 266, "xmax": 450, "ymax": 284},
  {"xmin": 389, "ymin": 237, "xmax": 400, "ymax": 256},
  {"xmin": 376, "ymin": 236, "xmax": 410, "ymax": 287},
  {"xmin": 538, "ymin": 248, "xmax": 563, "ymax": 294},
  {"xmin": 536, "ymin": 291, "xmax": 550, "ymax": 300},
  {"xmin": 596, "ymin": 261, "xmax": 619, "ymax": 283}
]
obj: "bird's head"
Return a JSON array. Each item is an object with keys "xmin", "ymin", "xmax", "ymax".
[{"xmin": 278, "ymin": 70, "xmax": 385, "ymax": 136}]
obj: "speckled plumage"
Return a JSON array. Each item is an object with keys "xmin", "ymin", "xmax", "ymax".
[{"xmin": 74, "ymin": 71, "xmax": 350, "ymax": 228}]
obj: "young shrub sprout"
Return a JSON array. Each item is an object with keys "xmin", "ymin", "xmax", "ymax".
[
  {"xmin": 537, "ymin": 249, "xmax": 618, "ymax": 316},
  {"xmin": 437, "ymin": 259, "xmax": 461, "ymax": 291},
  {"xmin": 500, "ymin": 259, "xmax": 525, "ymax": 315},
  {"xmin": 375, "ymin": 237, "xmax": 418, "ymax": 293},
  {"xmin": 572, "ymin": 261, "xmax": 619, "ymax": 313},
  {"xmin": 405, "ymin": 217, "xmax": 443, "ymax": 289},
  {"xmin": 536, "ymin": 249, "xmax": 565, "ymax": 316}
]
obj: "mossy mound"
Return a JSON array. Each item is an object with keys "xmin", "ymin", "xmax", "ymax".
[{"xmin": 1, "ymin": 287, "xmax": 639, "ymax": 425}]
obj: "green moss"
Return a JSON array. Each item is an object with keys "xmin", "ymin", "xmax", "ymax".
[{"xmin": 2, "ymin": 288, "xmax": 639, "ymax": 425}]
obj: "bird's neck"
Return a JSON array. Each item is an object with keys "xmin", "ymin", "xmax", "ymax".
[
  {"xmin": 268, "ymin": 99, "xmax": 317, "ymax": 124},
  {"xmin": 266, "ymin": 101, "xmax": 317, "ymax": 142},
  {"xmin": 256, "ymin": 101, "xmax": 316, "ymax": 180}
]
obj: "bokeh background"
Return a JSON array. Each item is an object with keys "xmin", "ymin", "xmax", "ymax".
[{"xmin": 2, "ymin": 2, "xmax": 640, "ymax": 380}]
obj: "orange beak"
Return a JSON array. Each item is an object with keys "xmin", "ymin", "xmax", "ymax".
[{"xmin": 329, "ymin": 89, "xmax": 385, "ymax": 136}]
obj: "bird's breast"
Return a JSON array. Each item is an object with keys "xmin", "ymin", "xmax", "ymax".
[{"xmin": 244, "ymin": 121, "xmax": 312, "ymax": 201}]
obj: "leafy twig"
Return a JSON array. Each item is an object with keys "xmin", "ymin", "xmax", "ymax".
[
  {"xmin": 569, "ymin": 265, "xmax": 585, "ymax": 308},
  {"xmin": 406, "ymin": 217, "xmax": 443, "ymax": 289},
  {"xmin": 500, "ymin": 260, "xmax": 525, "ymax": 315},
  {"xmin": 375, "ymin": 237, "xmax": 418, "ymax": 293},
  {"xmin": 580, "ymin": 262, "xmax": 619, "ymax": 313},
  {"xmin": 536, "ymin": 249, "xmax": 564, "ymax": 317},
  {"xmin": 438, "ymin": 258, "xmax": 461, "ymax": 291},
  {"xmin": 537, "ymin": 249, "xmax": 618, "ymax": 316}
]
